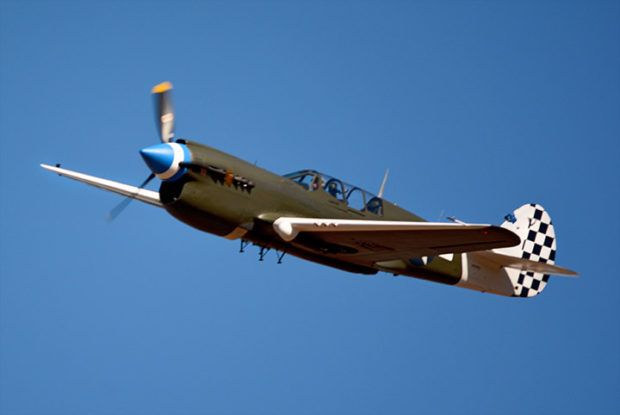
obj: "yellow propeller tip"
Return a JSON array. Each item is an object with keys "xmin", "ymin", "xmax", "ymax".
[{"xmin": 151, "ymin": 81, "xmax": 173, "ymax": 94}]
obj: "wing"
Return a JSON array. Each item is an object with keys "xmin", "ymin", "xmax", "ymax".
[
  {"xmin": 273, "ymin": 217, "xmax": 520, "ymax": 262},
  {"xmin": 40, "ymin": 164, "xmax": 162, "ymax": 207}
]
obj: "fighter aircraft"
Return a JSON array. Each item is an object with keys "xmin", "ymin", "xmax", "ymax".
[{"xmin": 41, "ymin": 82, "xmax": 579, "ymax": 297}]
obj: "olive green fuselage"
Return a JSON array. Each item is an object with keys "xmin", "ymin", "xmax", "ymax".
[{"xmin": 161, "ymin": 140, "xmax": 463, "ymax": 284}]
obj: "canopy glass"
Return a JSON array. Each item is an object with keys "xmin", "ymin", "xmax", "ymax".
[{"xmin": 283, "ymin": 170, "xmax": 384, "ymax": 215}]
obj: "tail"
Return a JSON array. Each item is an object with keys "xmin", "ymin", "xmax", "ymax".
[
  {"xmin": 464, "ymin": 204, "xmax": 578, "ymax": 297},
  {"xmin": 497, "ymin": 204, "xmax": 557, "ymax": 297}
]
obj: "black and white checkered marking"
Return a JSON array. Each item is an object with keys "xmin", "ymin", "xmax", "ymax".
[{"xmin": 512, "ymin": 204, "xmax": 556, "ymax": 297}]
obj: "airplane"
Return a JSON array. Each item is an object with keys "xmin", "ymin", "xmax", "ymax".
[{"xmin": 41, "ymin": 81, "xmax": 579, "ymax": 298}]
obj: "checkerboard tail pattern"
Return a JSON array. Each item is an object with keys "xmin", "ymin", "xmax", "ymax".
[{"xmin": 499, "ymin": 204, "xmax": 556, "ymax": 298}]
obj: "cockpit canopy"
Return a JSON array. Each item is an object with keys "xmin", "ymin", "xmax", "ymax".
[{"xmin": 283, "ymin": 170, "xmax": 384, "ymax": 216}]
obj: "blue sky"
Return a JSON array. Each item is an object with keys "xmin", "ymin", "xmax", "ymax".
[{"xmin": 1, "ymin": 1, "xmax": 618, "ymax": 414}]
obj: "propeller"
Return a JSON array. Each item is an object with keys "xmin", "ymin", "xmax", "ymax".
[
  {"xmin": 105, "ymin": 173, "xmax": 155, "ymax": 222},
  {"xmin": 152, "ymin": 81, "xmax": 175, "ymax": 143},
  {"xmin": 107, "ymin": 81, "xmax": 177, "ymax": 222}
]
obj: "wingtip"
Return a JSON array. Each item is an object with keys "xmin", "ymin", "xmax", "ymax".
[{"xmin": 41, "ymin": 163, "xmax": 63, "ymax": 172}]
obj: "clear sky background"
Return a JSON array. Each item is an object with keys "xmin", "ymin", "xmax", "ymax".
[{"xmin": 1, "ymin": 1, "xmax": 618, "ymax": 414}]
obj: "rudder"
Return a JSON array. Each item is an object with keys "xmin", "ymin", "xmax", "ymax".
[{"xmin": 497, "ymin": 204, "xmax": 557, "ymax": 297}]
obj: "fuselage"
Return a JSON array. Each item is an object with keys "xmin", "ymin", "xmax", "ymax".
[{"xmin": 156, "ymin": 139, "xmax": 490, "ymax": 290}]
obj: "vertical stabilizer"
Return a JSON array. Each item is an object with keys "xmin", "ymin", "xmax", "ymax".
[{"xmin": 497, "ymin": 204, "xmax": 556, "ymax": 297}]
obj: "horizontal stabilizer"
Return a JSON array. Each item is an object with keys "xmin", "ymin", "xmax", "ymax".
[
  {"xmin": 471, "ymin": 250, "xmax": 580, "ymax": 277},
  {"xmin": 40, "ymin": 164, "xmax": 162, "ymax": 207}
]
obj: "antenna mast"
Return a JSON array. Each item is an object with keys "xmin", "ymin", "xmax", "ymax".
[{"xmin": 378, "ymin": 169, "xmax": 389, "ymax": 198}]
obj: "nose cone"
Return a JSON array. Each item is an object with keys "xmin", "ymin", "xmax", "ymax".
[
  {"xmin": 140, "ymin": 142, "xmax": 189, "ymax": 182},
  {"xmin": 140, "ymin": 143, "xmax": 175, "ymax": 174}
]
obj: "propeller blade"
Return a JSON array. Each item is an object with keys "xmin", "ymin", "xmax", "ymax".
[
  {"xmin": 152, "ymin": 81, "xmax": 174, "ymax": 143},
  {"xmin": 105, "ymin": 173, "xmax": 156, "ymax": 222}
]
